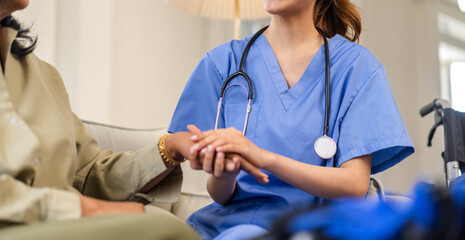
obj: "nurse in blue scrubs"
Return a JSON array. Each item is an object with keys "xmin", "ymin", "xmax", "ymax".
[{"xmin": 169, "ymin": 0, "xmax": 414, "ymax": 239}]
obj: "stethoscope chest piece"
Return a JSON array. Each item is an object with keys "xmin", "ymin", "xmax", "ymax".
[{"xmin": 314, "ymin": 135, "xmax": 337, "ymax": 159}]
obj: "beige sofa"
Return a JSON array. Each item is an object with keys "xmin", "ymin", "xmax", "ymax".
[{"xmin": 82, "ymin": 120, "xmax": 213, "ymax": 221}]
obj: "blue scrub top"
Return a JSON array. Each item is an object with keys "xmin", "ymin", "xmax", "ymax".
[{"xmin": 169, "ymin": 33, "xmax": 414, "ymax": 239}]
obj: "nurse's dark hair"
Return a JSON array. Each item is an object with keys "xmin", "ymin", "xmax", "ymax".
[
  {"xmin": 0, "ymin": 15, "xmax": 37, "ymax": 56},
  {"xmin": 314, "ymin": 0, "xmax": 362, "ymax": 42}
]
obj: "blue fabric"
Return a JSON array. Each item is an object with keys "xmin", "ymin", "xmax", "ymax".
[
  {"xmin": 287, "ymin": 182, "xmax": 458, "ymax": 240},
  {"xmin": 213, "ymin": 224, "xmax": 268, "ymax": 240},
  {"xmin": 289, "ymin": 199, "xmax": 413, "ymax": 240},
  {"xmin": 169, "ymin": 33, "xmax": 414, "ymax": 239},
  {"xmin": 451, "ymin": 174, "xmax": 465, "ymax": 220}
]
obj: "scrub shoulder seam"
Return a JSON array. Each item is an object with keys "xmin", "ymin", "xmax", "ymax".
[
  {"xmin": 206, "ymin": 52, "xmax": 226, "ymax": 82},
  {"xmin": 337, "ymin": 65, "xmax": 385, "ymax": 121}
]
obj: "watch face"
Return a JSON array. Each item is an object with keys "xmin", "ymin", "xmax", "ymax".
[{"xmin": 314, "ymin": 136, "xmax": 337, "ymax": 159}]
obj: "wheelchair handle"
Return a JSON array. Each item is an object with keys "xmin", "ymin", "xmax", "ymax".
[
  {"xmin": 420, "ymin": 101, "xmax": 435, "ymax": 117},
  {"xmin": 420, "ymin": 98, "xmax": 451, "ymax": 117}
]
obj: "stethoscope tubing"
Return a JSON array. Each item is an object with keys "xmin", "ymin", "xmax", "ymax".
[
  {"xmin": 316, "ymin": 27, "xmax": 331, "ymax": 137},
  {"xmin": 215, "ymin": 26, "xmax": 268, "ymax": 134},
  {"xmin": 214, "ymin": 25, "xmax": 336, "ymax": 160}
]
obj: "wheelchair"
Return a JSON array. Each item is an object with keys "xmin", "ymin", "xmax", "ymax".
[{"xmin": 420, "ymin": 98, "xmax": 465, "ymax": 186}]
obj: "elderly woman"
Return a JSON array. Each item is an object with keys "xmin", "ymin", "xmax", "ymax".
[{"xmin": 0, "ymin": 0, "xmax": 203, "ymax": 239}]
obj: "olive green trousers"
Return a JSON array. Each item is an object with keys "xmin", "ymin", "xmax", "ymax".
[{"xmin": 0, "ymin": 207, "xmax": 200, "ymax": 240}]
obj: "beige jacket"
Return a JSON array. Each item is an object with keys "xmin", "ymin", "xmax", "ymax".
[{"xmin": 0, "ymin": 28, "xmax": 179, "ymax": 224}]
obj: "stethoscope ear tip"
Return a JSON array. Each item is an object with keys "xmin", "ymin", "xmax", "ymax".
[{"xmin": 314, "ymin": 135, "xmax": 337, "ymax": 160}]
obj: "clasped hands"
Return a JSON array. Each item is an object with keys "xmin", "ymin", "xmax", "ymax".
[{"xmin": 185, "ymin": 125, "xmax": 269, "ymax": 184}]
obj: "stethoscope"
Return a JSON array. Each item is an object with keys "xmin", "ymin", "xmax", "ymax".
[{"xmin": 214, "ymin": 25, "xmax": 337, "ymax": 160}]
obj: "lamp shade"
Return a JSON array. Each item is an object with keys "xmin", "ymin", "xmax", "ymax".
[{"xmin": 165, "ymin": 0, "xmax": 270, "ymax": 20}]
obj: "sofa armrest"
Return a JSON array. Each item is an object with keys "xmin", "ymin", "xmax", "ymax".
[{"xmin": 82, "ymin": 120, "xmax": 166, "ymax": 151}]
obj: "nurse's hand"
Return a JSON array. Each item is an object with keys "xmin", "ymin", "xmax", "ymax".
[
  {"xmin": 188, "ymin": 125, "xmax": 262, "ymax": 164},
  {"xmin": 188, "ymin": 125, "xmax": 269, "ymax": 184},
  {"xmin": 166, "ymin": 128, "xmax": 242, "ymax": 175},
  {"xmin": 160, "ymin": 131, "xmax": 268, "ymax": 183},
  {"xmin": 198, "ymin": 147, "xmax": 269, "ymax": 183}
]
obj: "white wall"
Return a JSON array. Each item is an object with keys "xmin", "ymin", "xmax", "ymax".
[
  {"xmin": 14, "ymin": 0, "xmax": 115, "ymax": 123},
  {"xmin": 110, "ymin": 0, "xmax": 205, "ymax": 128},
  {"xmin": 13, "ymin": 0, "xmax": 57, "ymax": 65},
  {"xmin": 13, "ymin": 0, "xmax": 447, "ymax": 194},
  {"xmin": 14, "ymin": 0, "xmax": 206, "ymax": 128},
  {"xmin": 55, "ymin": 0, "xmax": 114, "ymax": 124}
]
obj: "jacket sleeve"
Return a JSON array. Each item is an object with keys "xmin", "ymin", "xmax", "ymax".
[{"xmin": 72, "ymin": 114, "xmax": 182, "ymax": 203}]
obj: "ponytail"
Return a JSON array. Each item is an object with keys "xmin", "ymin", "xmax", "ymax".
[{"xmin": 314, "ymin": 0, "xmax": 362, "ymax": 42}]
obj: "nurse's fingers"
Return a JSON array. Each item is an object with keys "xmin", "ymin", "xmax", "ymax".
[
  {"xmin": 190, "ymin": 135, "xmax": 225, "ymax": 155},
  {"xmin": 188, "ymin": 128, "xmax": 215, "ymax": 141},
  {"xmin": 237, "ymin": 158, "xmax": 269, "ymax": 184},
  {"xmin": 187, "ymin": 124, "xmax": 202, "ymax": 135},
  {"xmin": 190, "ymin": 128, "xmax": 236, "ymax": 141},
  {"xmin": 208, "ymin": 139, "xmax": 227, "ymax": 151},
  {"xmin": 216, "ymin": 143, "xmax": 245, "ymax": 156},
  {"xmin": 189, "ymin": 137, "xmax": 213, "ymax": 160},
  {"xmin": 189, "ymin": 129, "xmax": 212, "ymax": 141},
  {"xmin": 191, "ymin": 129, "xmax": 241, "ymax": 143},
  {"xmin": 213, "ymin": 152, "xmax": 225, "ymax": 177},
  {"xmin": 202, "ymin": 145, "xmax": 215, "ymax": 173}
]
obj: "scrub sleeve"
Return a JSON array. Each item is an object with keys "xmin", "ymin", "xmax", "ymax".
[
  {"xmin": 334, "ymin": 66, "xmax": 414, "ymax": 173},
  {"xmin": 169, "ymin": 54, "xmax": 223, "ymax": 133}
]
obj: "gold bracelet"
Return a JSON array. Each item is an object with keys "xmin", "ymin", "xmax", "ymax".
[{"xmin": 158, "ymin": 133, "xmax": 184, "ymax": 166}]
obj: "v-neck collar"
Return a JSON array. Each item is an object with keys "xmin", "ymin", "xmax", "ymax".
[{"xmin": 256, "ymin": 33, "xmax": 343, "ymax": 111}]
